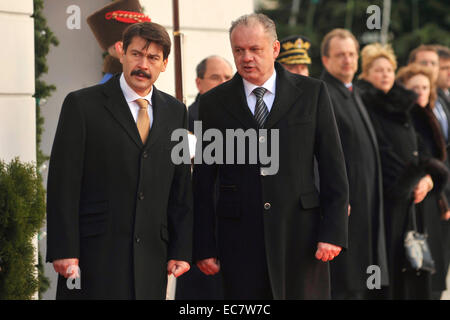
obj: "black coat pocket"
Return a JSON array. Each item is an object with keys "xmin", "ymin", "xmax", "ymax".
[
  {"xmin": 299, "ymin": 191, "xmax": 320, "ymax": 209},
  {"xmin": 79, "ymin": 201, "xmax": 108, "ymax": 237}
]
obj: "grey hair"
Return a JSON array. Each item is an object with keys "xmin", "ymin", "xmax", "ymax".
[
  {"xmin": 229, "ymin": 13, "xmax": 278, "ymax": 42},
  {"xmin": 196, "ymin": 55, "xmax": 232, "ymax": 79}
]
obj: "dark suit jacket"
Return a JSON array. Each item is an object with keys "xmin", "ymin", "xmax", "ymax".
[
  {"xmin": 321, "ymin": 71, "xmax": 389, "ymax": 293},
  {"xmin": 193, "ymin": 63, "xmax": 349, "ymax": 299},
  {"xmin": 46, "ymin": 75, "xmax": 193, "ymax": 299}
]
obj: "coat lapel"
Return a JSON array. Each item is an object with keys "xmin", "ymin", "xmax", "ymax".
[
  {"xmin": 103, "ymin": 75, "xmax": 143, "ymax": 149},
  {"xmin": 220, "ymin": 63, "xmax": 303, "ymax": 130},
  {"xmin": 103, "ymin": 76, "xmax": 169, "ymax": 150},
  {"xmin": 321, "ymin": 70, "xmax": 352, "ymax": 100},
  {"xmin": 353, "ymin": 86, "xmax": 380, "ymax": 155},
  {"xmin": 145, "ymin": 87, "xmax": 169, "ymax": 149},
  {"xmin": 265, "ymin": 63, "xmax": 303, "ymax": 129},
  {"xmin": 220, "ymin": 73, "xmax": 259, "ymax": 129}
]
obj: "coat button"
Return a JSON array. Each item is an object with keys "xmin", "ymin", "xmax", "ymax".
[
  {"xmin": 264, "ymin": 203, "xmax": 271, "ymax": 210},
  {"xmin": 135, "ymin": 236, "xmax": 141, "ymax": 244},
  {"xmin": 138, "ymin": 192, "xmax": 144, "ymax": 200},
  {"xmin": 143, "ymin": 150, "xmax": 149, "ymax": 158},
  {"xmin": 413, "ymin": 151, "xmax": 418, "ymax": 157}
]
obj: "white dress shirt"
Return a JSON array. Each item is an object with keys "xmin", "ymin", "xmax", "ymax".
[
  {"xmin": 242, "ymin": 70, "xmax": 277, "ymax": 115},
  {"xmin": 119, "ymin": 73, "xmax": 153, "ymax": 127}
]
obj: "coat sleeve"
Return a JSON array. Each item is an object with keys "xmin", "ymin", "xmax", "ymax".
[
  {"xmin": 166, "ymin": 105, "xmax": 194, "ymax": 263},
  {"xmin": 46, "ymin": 92, "xmax": 85, "ymax": 262},
  {"xmin": 372, "ymin": 115, "xmax": 448, "ymax": 200},
  {"xmin": 314, "ymin": 81, "xmax": 349, "ymax": 249}
]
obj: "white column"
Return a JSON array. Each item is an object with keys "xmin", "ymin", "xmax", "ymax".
[{"xmin": 0, "ymin": 0, "xmax": 37, "ymax": 299}]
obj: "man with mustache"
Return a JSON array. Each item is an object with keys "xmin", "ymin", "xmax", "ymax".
[
  {"xmin": 46, "ymin": 22, "xmax": 192, "ymax": 299},
  {"xmin": 193, "ymin": 13, "xmax": 349, "ymax": 299}
]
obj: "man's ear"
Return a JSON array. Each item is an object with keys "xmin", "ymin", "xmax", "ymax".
[
  {"xmin": 273, "ymin": 40, "xmax": 281, "ymax": 59},
  {"xmin": 161, "ymin": 58, "xmax": 169, "ymax": 72},
  {"xmin": 195, "ymin": 77, "xmax": 202, "ymax": 92},
  {"xmin": 115, "ymin": 41, "xmax": 124, "ymax": 62},
  {"xmin": 321, "ymin": 55, "xmax": 328, "ymax": 69}
]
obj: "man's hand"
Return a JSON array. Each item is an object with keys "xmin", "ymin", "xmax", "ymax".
[
  {"xmin": 53, "ymin": 258, "xmax": 79, "ymax": 278},
  {"xmin": 167, "ymin": 260, "xmax": 190, "ymax": 278},
  {"xmin": 197, "ymin": 258, "xmax": 220, "ymax": 275},
  {"xmin": 443, "ymin": 210, "xmax": 450, "ymax": 221},
  {"xmin": 414, "ymin": 175, "xmax": 433, "ymax": 204},
  {"xmin": 315, "ymin": 242, "xmax": 342, "ymax": 262}
]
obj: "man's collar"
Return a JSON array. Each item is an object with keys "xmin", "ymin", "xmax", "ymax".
[
  {"xmin": 119, "ymin": 73, "xmax": 153, "ymax": 105},
  {"xmin": 243, "ymin": 69, "xmax": 277, "ymax": 97}
]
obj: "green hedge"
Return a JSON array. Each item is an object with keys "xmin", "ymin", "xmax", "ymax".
[{"xmin": 0, "ymin": 158, "xmax": 46, "ymax": 299}]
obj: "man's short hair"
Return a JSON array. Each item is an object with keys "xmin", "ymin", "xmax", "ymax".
[
  {"xmin": 196, "ymin": 57, "xmax": 209, "ymax": 79},
  {"xmin": 321, "ymin": 28, "xmax": 359, "ymax": 57},
  {"xmin": 122, "ymin": 22, "xmax": 171, "ymax": 59},
  {"xmin": 435, "ymin": 45, "xmax": 450, "ymax": 61},
  {"xmin": 408, "ymin": 44, "xmax": 438, "ymax": 64},
  {"xmin": 196, "ymin": 56, "xmax": 232, "ymax": 79},
  {"xmin": 229, "ymin": 13, "xmax": 278, "ymax": 42}
]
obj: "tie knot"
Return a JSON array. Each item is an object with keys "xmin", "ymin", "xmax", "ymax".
[
  {"xmin": 253, "ymin": 87, "xmax": 267, "ymax": 99},
  {"xmin": 135, "ymin": 98, "xmax": 149, "ymax": 110}
]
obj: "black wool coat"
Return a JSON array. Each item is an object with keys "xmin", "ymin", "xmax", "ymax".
[
  {"xmin": 321, "ymin": 71, "xmax": 389, "ymax": 293},
  {"xmin": 193, "ymin": 63, "xmax": 349, "ymax": 300},
  {"xmin": 357, "ymin": 79, "xmax": 448, "ymax": 299},
  {"xmin": 46, "ymin": 75, "xmax": 193, "ymax": 299},
  {"xmin": 437, "ymin": 88, "xmax": 450, "ymax": 280},
  {"xmin": 411, "ymin": 104, "xmax": 450, "ymax": 292}
]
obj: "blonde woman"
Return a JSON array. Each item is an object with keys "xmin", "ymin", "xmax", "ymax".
[
  {"xmin": 398, "ymin": 63, "xmax": 450, "ymax": 299},
  {"xmin": 356, "ymin": 43, "xmax": 448, "ymax": 299}
]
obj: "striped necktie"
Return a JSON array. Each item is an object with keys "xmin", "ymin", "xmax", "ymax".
[{"xmin": 253, "ymin": 87, "xmax": 269, "ymax": 128}]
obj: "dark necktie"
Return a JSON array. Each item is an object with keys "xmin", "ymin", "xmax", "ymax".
[{"xmin": 253, "ymin": 87, "xmax": 269, "ymax": 128}]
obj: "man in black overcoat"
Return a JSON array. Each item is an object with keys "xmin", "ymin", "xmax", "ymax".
[
  {"xmin": 46, "ymin": 22, "xmax": 193, "ymax": 299},
  {"xmin": 320, "ymin": 29, "xmax": 389, "ymax": 299},
  {"xmin": 193, "ymin": 14, "xmax": 349, "ymax": 300}
]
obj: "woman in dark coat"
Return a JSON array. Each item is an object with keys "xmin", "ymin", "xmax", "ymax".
[
  {"xmin": 356, "ymin": 43, "xmax": 448, "ymax": 299},
  {"xmin": 398, "ymin": 63, "xmax": 450, "ymax": 299}
]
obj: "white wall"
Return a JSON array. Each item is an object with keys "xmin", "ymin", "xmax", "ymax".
[
  {"xmin": 0, "ymin": 2, "xmax": 36, "ymax": 163},
  {"xmin": 140, "ymin": 0, "xmax": 254, "ymax": 105},
  {"xmin": 0, "ymin": 0, "xmax": 37, "ymax": 300}
]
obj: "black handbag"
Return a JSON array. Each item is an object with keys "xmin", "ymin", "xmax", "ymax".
[{"xmin": 403, "ymin": 199, "xmax": 436, "ymax": 274}]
